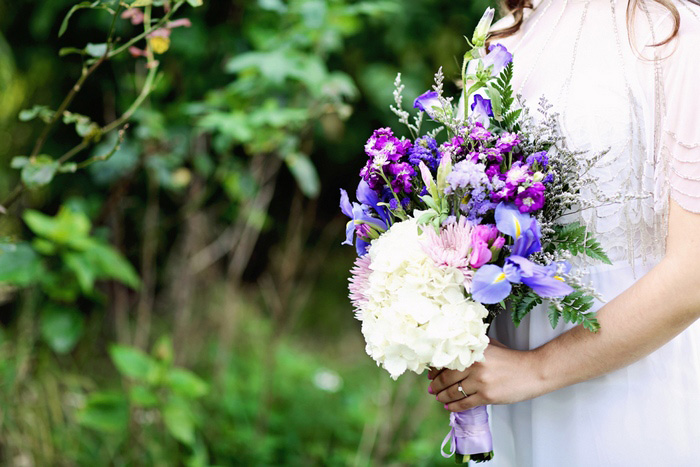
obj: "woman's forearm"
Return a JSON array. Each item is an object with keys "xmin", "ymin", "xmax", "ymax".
[{"xmin": 533, "ymin": 254, "xmax": 700, "ymax": 395}]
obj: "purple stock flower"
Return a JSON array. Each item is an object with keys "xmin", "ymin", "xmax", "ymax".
[
  {"xmin": 485, "ymin": 164, "xmax": 501, "ymax": 180},
  {"xmin": 482, "ymin": 44, "xmax": 513, "ymax": 76},
  {"xmin": 543, "ymin": 173, "xmax": 554, "ymax": 184},
  {"xmin": 469, "ymin": 122, "xmax": 492, "ymax": 141},
  {"xmin": 470, "ymin": 95, "xmax": 493, "ymax": 127},
  {"xmin": 361, "ymin": 128, "xmax": 413, "ymax": 192},
  {"xmin": 387, "ymin": 162, "xmax": 415, "ymax": 194},
  {"xmin": 364, "ymin": 127, "xmax": 412, "ymax": 165},
  {"xmin": 446, "ymin": 160, "xmax": 489, "ymax": 194},
  {"xmin": 515, "ymin": 182, "xmax": 546, "ymax": 213},
  {"xmin": 496, "ymin": 133, "xmax": 521, "ymax": 153}
]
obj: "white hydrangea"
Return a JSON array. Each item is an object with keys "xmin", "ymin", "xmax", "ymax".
[{"xmin": 359, "ymin": 216, "xmax": 490, "ymax": 380}]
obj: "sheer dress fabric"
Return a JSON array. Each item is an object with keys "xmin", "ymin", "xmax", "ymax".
[{"xmin": 483, "ymin": 1, "xmax": 700, "ymax": 465}]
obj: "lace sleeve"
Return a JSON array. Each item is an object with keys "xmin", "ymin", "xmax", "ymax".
[{"xmin": 662, "ymin": 19, "xmax": 700, "ymax": 213}]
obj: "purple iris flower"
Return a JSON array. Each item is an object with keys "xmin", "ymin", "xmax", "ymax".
[
  {"xmin": 494, "ymin": 202, "xmax": 541, "ymax": 257},
  {"xmin": 356, "ymin": 179, "xmax": 391, "ymax": 226},
  {"xmin": 414, "ymin": 91, "xmax": 442, "ymax": 120},
  {"xmin": 481, "ymin": 44, "xmax": 513, "ymax": 76},
  {"xmin": 340, "ymin": 188, "xmax": 388, "ymax": 256},
  {"xmin": 471, "ymin": 256, "xmax": 574, "ymax": 304},
  {"xmin": 470, "ymin": 203, "xmax": 572, "ymax": 303}
]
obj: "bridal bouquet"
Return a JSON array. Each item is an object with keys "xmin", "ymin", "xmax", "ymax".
[{"xmin": 341, "ymin": 7, "xmax": 610, "ymax": 464}]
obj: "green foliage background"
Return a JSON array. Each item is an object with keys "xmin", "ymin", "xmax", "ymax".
[{"xmin": 0, "ymin": 0, "xmax": 493, "ymax": 464}]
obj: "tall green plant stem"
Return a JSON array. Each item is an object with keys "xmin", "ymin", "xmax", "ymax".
[{"xmin": 0, "ymin": 1, "xmax": 184, "ymax": 213}]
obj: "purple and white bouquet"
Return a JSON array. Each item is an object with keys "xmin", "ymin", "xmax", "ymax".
[{"xmin": 341, "ymin": 7, "xmax": 609, "ymax": 464}]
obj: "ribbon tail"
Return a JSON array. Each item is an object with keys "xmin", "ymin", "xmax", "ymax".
[{"xmin": 441, "ymin": 427, "xmax": 457, "ymax": 458}]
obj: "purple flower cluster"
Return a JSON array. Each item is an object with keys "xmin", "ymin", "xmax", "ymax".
[
  {"xmin": 360, "ymin": 128, "xmax": 414, "ymax": 193},
  {"xmin": 408, "ymin": 136, "xmax": 439, "ymax": 171},
  {"xmin": 446, "ymin": 160, "xmax": 496, "ymax": 222}
]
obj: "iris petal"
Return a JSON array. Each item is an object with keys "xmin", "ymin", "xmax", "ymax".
[
  {"xmin": 522, "ymin": 275, "xmax": 574, "ymax": 298},
  {"xmin": 471, "ymin": 264, "xmax": 512, "ymax": 304},
  {"xmin": 340, "ymin": 189, "xmax": 353, "ymax": 218}
]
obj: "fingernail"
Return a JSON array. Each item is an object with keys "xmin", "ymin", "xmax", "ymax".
[
  {"xmin": 444, "ymin": 404, "xmax": 449, "ymax": 410},
  {"xmin": 428, "ymin": 387, "xmax": 433, "ymax": 394}
]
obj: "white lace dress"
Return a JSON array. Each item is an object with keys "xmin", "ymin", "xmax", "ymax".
[{"xmin": 485, "ymin": 1, "xmax": 700, "ymax": 465}]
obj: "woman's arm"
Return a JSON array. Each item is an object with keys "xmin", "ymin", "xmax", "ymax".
[{"xmin": 429, "ymin": 199, "xmax": 700, "ymax": 410}]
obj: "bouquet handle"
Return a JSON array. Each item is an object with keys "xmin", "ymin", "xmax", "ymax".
[{"xmin": 441, "ymin": 405, "xmax": 494, "ymax": 463}]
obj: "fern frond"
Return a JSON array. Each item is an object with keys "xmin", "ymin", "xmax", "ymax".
[
  {"xmin": 548, "ymin": 222, "xmax": 612, "ymax": 265},
  {"xmin": 510, "ymin": 291, "xmax": 543, "ymax": 327}
]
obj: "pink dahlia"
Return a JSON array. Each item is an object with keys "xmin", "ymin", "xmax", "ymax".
[{"xmin": 421, "ymin": 218, "xmax": 475, "ymax": 289}]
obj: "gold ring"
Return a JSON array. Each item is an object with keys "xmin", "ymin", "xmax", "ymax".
[{"xmin": 458, "ymin": 384, "xmax": 468, "ymax": 398}]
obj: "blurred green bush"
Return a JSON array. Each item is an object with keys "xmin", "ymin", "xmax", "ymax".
[{"xmin": 0, "ymin": 0, "xmax": 493, "ymax": 464}]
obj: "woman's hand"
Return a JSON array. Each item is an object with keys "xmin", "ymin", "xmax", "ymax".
[{"xmin": 428, "ymin": 340, "xmax": 547, "ymax": 412}]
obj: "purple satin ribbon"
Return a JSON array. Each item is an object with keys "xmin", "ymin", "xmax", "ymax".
[{"xmin": 441, "ymin": 406, "xmax": 493, "ymax": 458}]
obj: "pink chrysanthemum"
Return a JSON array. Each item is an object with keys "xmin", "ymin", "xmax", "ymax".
[
  {"xmin": 348, "ymin": 254, "xmax": 372, "ymax": 319},
  {"xmin": 422, "ymin": 218, "xmax": 475, "ymax": 290}
]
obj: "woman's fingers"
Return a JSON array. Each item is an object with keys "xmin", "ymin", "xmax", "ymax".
[
  {"xmin": 444, "ymin": 394, "xmax": 485, "ymax": 412},
  {"xmin": 427, "ymin": 367, "xmax": 443, "ymax": 380},
  {"xmin": 429, "ymin": 367, "xmax": 471, "ymax": 394},
  {"xmin": 435, "ymin": 379, "xmax": 479, "ymax": 404}
]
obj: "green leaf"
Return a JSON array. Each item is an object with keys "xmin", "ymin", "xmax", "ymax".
[
  {"xmin": 0, "ymin": 242, "xmax": 43, "ymax": 285},
  {"xmin": 19, "ymin": 105, "xmax": 53, "ymax": 123},
  {"xmin": 84, "ymin": 243, "xmax": 140, "ymax": 289},
  {"xmin": 109, "ymin": 345, "xmax": 157, "ymax": 382},
  {"xmin": 77, "ymin": 391, "xmax": 129, "ymax": 434},
  {"xmin": 129, "ymin": 386, "xmax": 159, "ymax": 407},
  {"xmin": 547, "ymin": 305, "xmax": 561, "ymax": 329},
  {"xmin": 20, "ymin": 155, "xmax": 59, "ymax": 189},
  {"xmin": 23, "ymin": 207, "xmax": 92, "ymax": 247},
  {"xmin": 186, "ymin": 0, "xmax": 203, "ymax": 6},
  {"xmin": 510, "ymin": 291, "xmax": 542, "ymax": 327},
  {"xmin": 59, "ymin": 163, "xmax": 78, "ymax": 173},
  {"xmin": 59, "ymin": 47, "xmax": 86, "ymax": 57},
  {"xmin": 63, "ymin": 111, "xmax": 100, "ymax": 138},
  {"xmin": 59, "ymin": 1, "xmax": 101, "ymax": 37},
  {"xmin": 285, "ymin": 153, "xmax": 320, "ymax": 198},
  {"xmin": 63, "ymin": 251, "xmax": 96, "ymax": 293},
  {"xmin": 152, "ymin": 335, "xmax": 174, "ymax": 364},
  {"xmin": 163, "ymin": 398, "xmax": 196, "ymax": 446},
  {"xmin": 85, "ymin": 43, "xmax": 108, "ymax": 58},
  {"xmin": 11, "ymin": 156, "xmax": 29, "ymax": 169},
  {"xmin": 166, "ymin": 368, "xmax": 209, "ymax": 399},
  {"xmin": 549, "ymin": 222, "xmax": 612, "ymax": 265},
  {"xmin": 40, "ymin": 303, "xmax": 85, "ymax": 354}
]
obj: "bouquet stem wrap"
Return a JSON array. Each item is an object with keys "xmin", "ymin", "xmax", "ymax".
[{"xmin": 441, "ymin": 406, "xmax": 494, "ymax": 462}]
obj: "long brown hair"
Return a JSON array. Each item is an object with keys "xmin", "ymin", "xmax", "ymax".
[{"xmin": 490, "ymin": 0, "xmax": 700, "ymax": 47}]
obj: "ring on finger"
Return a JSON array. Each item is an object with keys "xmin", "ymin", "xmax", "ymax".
[{"xmin": 457, "ymin": 383, "xmax": 468, "ymax": 398}]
